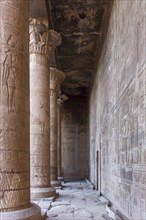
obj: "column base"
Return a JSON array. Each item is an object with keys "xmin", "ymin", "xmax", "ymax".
[
  {"xmin": 58, "ymin": 176, "xmax": 64, "ymax": 181},
  {"xmin": 0, "ymin": 203, "xmax": 41, "ymax": 220},
  {"xmin": 31, "ymin": 187, "xmax": 56, "ymax": 199},
  {"xmin": 51, "ymin": 180, "xmax": 62, "ymax": 188}
]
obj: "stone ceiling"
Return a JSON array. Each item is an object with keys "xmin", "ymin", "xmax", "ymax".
[{"xmin": 29, "ymin": 0, "xmax": 108, "ymax": 96}]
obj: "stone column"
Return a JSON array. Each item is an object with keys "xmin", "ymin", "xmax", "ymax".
[
  {"xmin": 50, "ymin": 67, "xmax": 65, "ymax": 187},
  {"xmin": 29, "ymin": 19, "xmax": 55, "ymax": 199},
  {"xmin": 0, "ymin": 1, "xmax": 41, "ymax": 219},
  {"xmin": 49, "ymin": 30, "xmax": 61, "ymax": 68},
  {"xmin": 57, "ymin": 94, "xmax": 68, "ymax": 181}
]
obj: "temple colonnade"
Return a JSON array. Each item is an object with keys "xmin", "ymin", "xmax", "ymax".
[{"xmin": 0, "ymin": 1, "xmax": 67, "ymax": 219}]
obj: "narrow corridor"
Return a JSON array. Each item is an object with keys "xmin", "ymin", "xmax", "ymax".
[{"xmin": 45, "ymin": 180, "xmax": 108, "ymax": 220}]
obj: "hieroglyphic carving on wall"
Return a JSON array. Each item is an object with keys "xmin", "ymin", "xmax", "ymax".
[
  {"xmin": 137, "ymin": 70, "xmax": 146, "ymax": 164},
  {"xmin": 89, "ymin": 1, "xmax": 146, "ymax": 219},
  {"xmin": 61, "ymin": 97, "xmax": 88, "ymax": 179},
  {"xmin": 132, "ymin": 166, "xmax": 146, "ymax": 219}
]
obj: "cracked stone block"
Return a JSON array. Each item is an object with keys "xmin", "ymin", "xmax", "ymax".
[
  {"xmin": 38, "ymin": 200, "xmax": 52, "ymax": 209},
  {"xmin": 71, "ymin": 198, "xmax": 86, "ymax": 209},
  {"xmin": 46, "ymin": 213, "xmax": 73, "ymax": 219},
  {"xmin": 47, "ymin": 205, "xmax": 74, "ymax": 216},
  {"xmin": 74, "ymin": 208, "xmax": 93, "ymax": 218},
  {"xmin": 51, "ymin": 200, "xmax": 71, "ymax": 206}
]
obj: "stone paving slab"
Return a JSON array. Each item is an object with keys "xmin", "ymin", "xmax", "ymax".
[
  {"xmin": 45, "ymin": 180, "xmax": 108, "ymax": 220},
  {"xmin": 46, "ymin": 213, "xmax": 74, "ymax": 219},
  {"xmin": 32, "ymin": 197, "xmax": 55, "ymax": 219},
  {"xmin": 74, "ymin": 208, "xmax": 93, "ymax": 218},
  {"xmin": 32, "ymin": 181, "xmax": 109, "ymax": 219}
]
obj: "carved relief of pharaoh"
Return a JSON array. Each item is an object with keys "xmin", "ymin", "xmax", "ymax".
[{"xmin": 2, "ymin": 34, "xmax": 20, "ymax": 113}]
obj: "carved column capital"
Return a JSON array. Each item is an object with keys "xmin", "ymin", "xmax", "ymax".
[
  {"xmin": 57, "ymin": 94, "xmax": 68, "ymax": 108},
  {"xmin": 29, "ymin": 18, "xmax": 50, "ymax": 56},
  {"xmin": 49, "ymin": 30, "xmax": 61, "ymax": 68},
  {"xmin": 49, "ymin": 29, "xmax": 62, "ymax": 51},
  {"xmin": 50, "ymin": 67, "xmax": 65, "ymax": 93}
]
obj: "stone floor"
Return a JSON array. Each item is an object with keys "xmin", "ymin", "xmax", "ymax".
[{"xmin": 33, "ymin": 180, "xmax": 110, "ymax": 220}]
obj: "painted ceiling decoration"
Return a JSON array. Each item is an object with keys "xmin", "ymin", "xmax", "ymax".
[{"xmin": 29, "ymin": 0, "xmax": 108, "ymax": 96}]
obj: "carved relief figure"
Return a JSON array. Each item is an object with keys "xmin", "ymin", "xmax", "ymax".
[{"xmin": 2, "ymin": 34, "xmax": 18, "ymax": 113}]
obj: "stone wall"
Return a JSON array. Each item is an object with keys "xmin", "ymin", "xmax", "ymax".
[
  {"xmin": 89, "ymin": 1, "xmax": 146, "ymax": 219},
  {"xmin": 62, "ymin": 96, "xmax": 88, "ymax": 180}
]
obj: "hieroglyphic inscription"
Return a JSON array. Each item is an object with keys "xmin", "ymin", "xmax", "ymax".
[{"xmin": 0, "ymin": 0, "xmax": 30, "ymax": 211}]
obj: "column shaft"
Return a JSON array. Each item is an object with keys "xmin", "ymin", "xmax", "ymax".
[
  {"xmin": 50, "ymin": 89, "xmax": 58, "ymax": 181},
  {"xmin": 30, "ymin": 19, "xmax": 55, "ymax": 199},
  {"xmin": 57, "ymin": 95, "xmax": 68, "ymax": 180},
  {"xmin": 50, "ymin": 68, "xmax": 65, "ymax": 187},
  {"xmin": 0, "ymin": 1, "xmax": 41, "ymax": 219},
  {"xmin": 57, "ymin": 100, "xmax": 62, "ymax": 179}
]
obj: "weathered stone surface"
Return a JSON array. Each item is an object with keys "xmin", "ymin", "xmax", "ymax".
[
  {"xmin": 0, "ymin": 0, "xmax": 29, "ymax": 211},
  {"xmin": 74, "ymin": 208, "xmax": 93, "ymax": 218},
  {"xmin": 50, "ymin": 67, "xmax": 65, "ymax": 186},
  {"xmin": 29, "ymin": 0, "xmax": 47, "ymax": 18},
  {"xmin": 46, "ymin": 181, "xmax": 106, "ymax": 220},
  {"xmin": 0, "ymin": 1, "xmax": 41, "ymax": 219},
  {"xmin": 89, "ymin": 1, "xmax": 146, "ymax": 220},
  {"xmin": 49, "ymin": 0, "xmax": 108, "ymax": 96},
  {"xmin": 61, "ymin": 96, "xmax": 88, "ymax": 180},
  {"xmin": 57, "ymin": 94, "xmax": 68, "ymax": 180},
  {"xmin": 30, "ymin": 18, "xmax": 55, "ymax": 199},
  {"xmin": 0, "ymin": 203, "xmax": 41, "ymax": 220}
]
